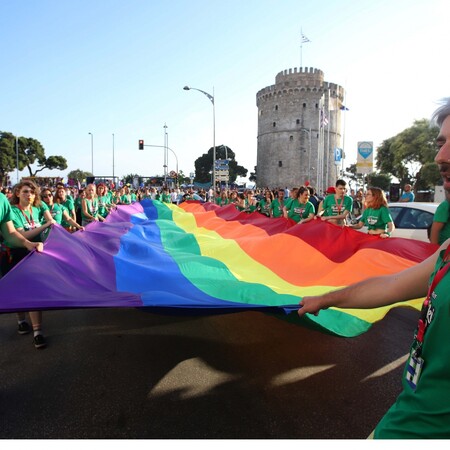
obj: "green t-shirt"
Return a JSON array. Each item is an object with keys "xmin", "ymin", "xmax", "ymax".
[
  {"xmin": 48, "ymin": 203, "xmax": 68, "ymax": 225},
  {"xmin": 216, "ymin": 198, "xmax": 229, "ymax": 206},
  {"xmin": 360, "ymin": 206, "xmax": 393, "ymax": 232},
  {"xmin": 97, "ymin": 195, "xmax": 110, "ymax": 218},
  {"xmin": 375, "ymin": 244, "xmax": 450, "ymax": 438},
  {"xmin": 270, "ymin": 199, "xmax": 285, "ymax": 218},
  {"xmin": 322, "ymin": 194, "xmax": 353, "ymax": 217},
  {"xmin": 161, "ymin": 193, "xmax": 171, "ymax": 203},
  {"xmin": 433, "ymin": 200, "xmax": 450, "ymax": 245},
  {"xmin": 8, "ymin": 205, "xmax": 44, "ymax": 246},
  {"xmin": 0, "ymin": 193, "xmax": 12, "ymax": 226},
  {"xmin": 258, "ymin": 198, "xmax": 272, "ymax": 217},
  {"xmin": 286, "ymin": 199, "xmax": 315, "ymax": 223},
  {"xmin": 81, "ymin": 198, "xmax": 99, "ymax": 222}
]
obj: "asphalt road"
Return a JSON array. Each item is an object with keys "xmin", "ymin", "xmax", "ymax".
[{"xmin": 0, "ymin": 306, "xmax": 419, "ymax": 439}]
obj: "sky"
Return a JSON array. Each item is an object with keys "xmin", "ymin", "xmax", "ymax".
[{"xmin": 1, "ymin": 0, "xmax": 448, "ymax": 184}]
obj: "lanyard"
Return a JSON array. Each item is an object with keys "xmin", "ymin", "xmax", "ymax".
[
  {"xmin": 335, "ymin": 197, "xmax": 344, "ymax": 214},
  {"xmin": 18, "ymin": 205, "xmax": 35, "ymax": 229},
  {"xmin": 416, "ymin": 245, "xmax": 450, "ymax": 346}
]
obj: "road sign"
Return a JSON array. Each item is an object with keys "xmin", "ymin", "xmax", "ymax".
[{"xmin": 356, "ymin": 141, "xmax": 374, "ymax": 174}]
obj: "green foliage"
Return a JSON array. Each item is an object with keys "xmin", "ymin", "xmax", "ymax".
[
  {"xmin": 67, "ymin": 169, "xmax": 93, "ymax": 182},
  {"xmin": 194, "ymin": 145, "xmax": 248, "ymax": 184},
  {"xmin": 0, "ymin": 132, "xmax": 16, "ymax": 181},
  {"xmin": 416, "ymin": 162, "xmax": 441, "ymax": 190},
  {"xmin": 366, "ymin": 173, "xmax": 392, "ymax": 191},
  {"xmin": 122, "ymin": 173, "xmax": 143, "ymax": 186},
  {"xmin": 0, "ymin": 131, "xmax": 68, "ymax": 178},
  {"xmin": 345, "ymin": 164, "xmax": 365, "ymax": 184},
  {"xmin": 376, "ymin": 119, "xmax": 439, "ymax": 186}
]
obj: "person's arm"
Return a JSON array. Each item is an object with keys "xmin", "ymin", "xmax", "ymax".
[
  {"xmin": 380, "ymin": 221, "xmax": 395, "ymax": 238},
  {"xmin": 81, "ymin": 199, "xmax": 98, "ymax": 222},
  {"xmin": 42, "ymin": 208, "xmax": 56, "ymax": 225},
  {"xmin": 62, "ymin": 210, "xmax": 84, "ymax": 231},
  {"xmin": 350, "ymin": 220, "xmax": 365, "ymax": 230},
  {"xmin": 430, "ymin": 221, "xmax": 444, "ymax": 244},
  {"xmin": 298, "ymin": 240, "xmax": 449, "ymax": 317},
  {"xmin": 15, "ymin": 220, "xmax": 52, "ymax": 241},
  {"xmin": 317, "ymin": 200, "xmax": 324, "ymax": 218},
  {"xmin": 1, "ymin": 221, "xmax": 44, "ymax": 252},
  {"xmin": 300, "ymin": 213, "xmax": 314, "ymax": 224}
]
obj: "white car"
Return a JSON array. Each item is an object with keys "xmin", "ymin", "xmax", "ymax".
[{"xmin": 353, "ymin": 202, "xmax": 438, "ymax": 242}]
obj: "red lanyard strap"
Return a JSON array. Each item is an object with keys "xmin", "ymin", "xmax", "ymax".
[
  {"xmin": 18, "ymin": 205, "xmax": 35, "ymax": 229},
  {"xmin": 416, "ymin": 245, "xmax": 450, "ymax": 343}
]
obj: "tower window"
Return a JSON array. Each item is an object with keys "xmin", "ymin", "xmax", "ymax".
[
  {"xmin": 278, "ymin": 161, "xmax": 282, "ymax": 167},
  {"xmin": 303, "ymin": 103, "xmax": 306, "ymax": 108},
  {"xmin": 296, "ymin": 119, "xmax": 300, "ymax": 125},
  {"xmin": 315, "ymin": 103, "xmax": 319, "ymax": 108},
  {"xmin": 273, "ymin": 122, "xmax": 276, "ymax": 127},
  {"xmin": 275, "ymin": 105, "xmax": 278, "ymax": 111},
  {"xmin": 289, "ymin": 136, "xmax": 293, "ymax": 141}
]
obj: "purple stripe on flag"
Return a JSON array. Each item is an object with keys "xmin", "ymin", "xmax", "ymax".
[{"xmin": 0, "ymin": 203, "xmax": 144, "ymax": 312}]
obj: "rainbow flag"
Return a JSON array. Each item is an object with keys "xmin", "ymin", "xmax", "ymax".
[{"xmin": 0, "ymin": 200, "xmax": 436, "ymax": 337}]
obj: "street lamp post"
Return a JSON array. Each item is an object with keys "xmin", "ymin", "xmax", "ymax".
[
  {"xmin": 88, "ymin": 132, "xmax": 94, "ymax": 175},
  {"xmin": 16, "ymin": 136, "xmax": 19, "ymax": 184},
  {"xmin": 112, "ymin": 133, "xmax": 115, "ymax": 184},
  {"xmin": 183, "ymin": 85, "xmax": 215, "ymax": 189}
]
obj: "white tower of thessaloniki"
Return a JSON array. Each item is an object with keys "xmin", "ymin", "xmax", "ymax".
[{"xmin": 256, "ymin": 67, "xmax": 345, "ymax": 193}]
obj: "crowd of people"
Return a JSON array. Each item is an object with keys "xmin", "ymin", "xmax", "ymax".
[
  {"xmin": 0, "ymin": 176, "xmax": 398, "ymax": 351},
  {"xmin": 1, "ymin": 98, "xmax": 450, "ymax": 437}
]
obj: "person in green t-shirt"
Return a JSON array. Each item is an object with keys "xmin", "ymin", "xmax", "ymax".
[
  {"xmin": 55, "ymin": 186, "xmax": 76, "ymax": 228},
  {"xmin": 258, "ymin": 190, "xmax": 274, "ymax": 217},
  {"xmin": 270, "ymin": 189, "xmax": 286, "ymax": 218},
  {"xmin": 0, "ymin": 192, "xmax": 43, "ymax": 255},
  {"xmin": 318, "ymin": 179, "xmax": 353, "ymax": 226},
  {"xmin": 430, "ymin": 195, "xmax": 450, "ymax": 245},
  {"xmin": 1, "ymin": 181, "xmax": 53, "ymax": 349},
  {"xmin": 81, "ymin": 184, "xmax": 105, "ymax": 226},
  {"xmin": 41, "ymin": 188, "xmax": 84, "ymax": 231},
  {"xmin": 298, "ymin": 97, "xmax": 450, "ymax": 438},
  {"xmin": 350, "ymin": 187, "xmax": 395, "ymax": 238},
  {"xmin": 96, "ymin": 184, "xmax": 113, "ymax": 218},
  {"xmin": 283, "ymin": 186, "xmax": 315, "ymax": 224}
]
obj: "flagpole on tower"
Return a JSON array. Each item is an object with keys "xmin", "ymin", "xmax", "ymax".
[{"xmin": 300, "ymin": 28, "xmax": 311, "ymax": 67}]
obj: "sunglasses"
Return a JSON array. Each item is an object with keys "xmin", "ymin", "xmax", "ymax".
[
  {"xmin": 21, "ymin": 190, "xmax": 35, "ymax": 194},
  {"xmin": 42, "ymin": 194, "xmax": 52, "ymax": 198}
]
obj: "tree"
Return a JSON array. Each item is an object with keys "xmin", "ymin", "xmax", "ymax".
[
  {"xmin": 122, "ymin": 173, "xmax": 143, "ymax": 186},
  {"xmin": 0, "ymin": 131, "xmax": 68, "ymax": 178},
  {"xmin": 67, "ymin": 169, "xmax": 93, "ymax": 183},
  {"xmin": 20, "ymin": 137, "xmax": 68, "ymax": 176},
  {"xmin": 194, "ymin": 145, "xmax": 247, "ymax": 184},
  {"xmin": 376, "ymin": 119, "xmax": 439, "ymax": 187},
  {"xmin": 416, "ymin": 162, "xmax": 441, "ymax": 190},
  {"xmin": 345, "ymin": 164, "xmax": 365, "ymax": 185},
  {"xmin": 0, "ymin": 132, "xmax": 16, "ymax": 183},
  {"xmin": 249, "ymin": 166, "xmax": 257, "ymax": 183},
  {"xmin": 367, "ymin": 173, "xmax": 392, "ymax": 191}
]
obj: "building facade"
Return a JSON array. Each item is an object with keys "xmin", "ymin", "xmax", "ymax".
[{"xmin": 256, "ymin": 67, "xmax": 345, "ymax": 193}]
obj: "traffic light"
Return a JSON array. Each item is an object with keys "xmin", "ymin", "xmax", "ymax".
[{"xmin": 139, "ymin": 139, "xmax": 144, "ymax": 150}]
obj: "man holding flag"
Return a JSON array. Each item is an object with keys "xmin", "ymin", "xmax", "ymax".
[{"xmin": 298, "ymin": 97, "xmax": 450, "ymax": 439}]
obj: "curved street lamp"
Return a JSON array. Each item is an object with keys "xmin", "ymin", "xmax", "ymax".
[{"xmin": 183, "ymin": 85, "xmax": 216, "ymax": 189}]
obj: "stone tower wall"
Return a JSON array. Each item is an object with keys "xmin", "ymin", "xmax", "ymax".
[{"xmin": 256, "ymin": 67, "xmax": 345, "ymax": 192}]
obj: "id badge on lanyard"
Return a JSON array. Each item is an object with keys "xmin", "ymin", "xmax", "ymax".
[{"xmin": 406, "ymin": 246, "xmax": 450, "ymax": 390}]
